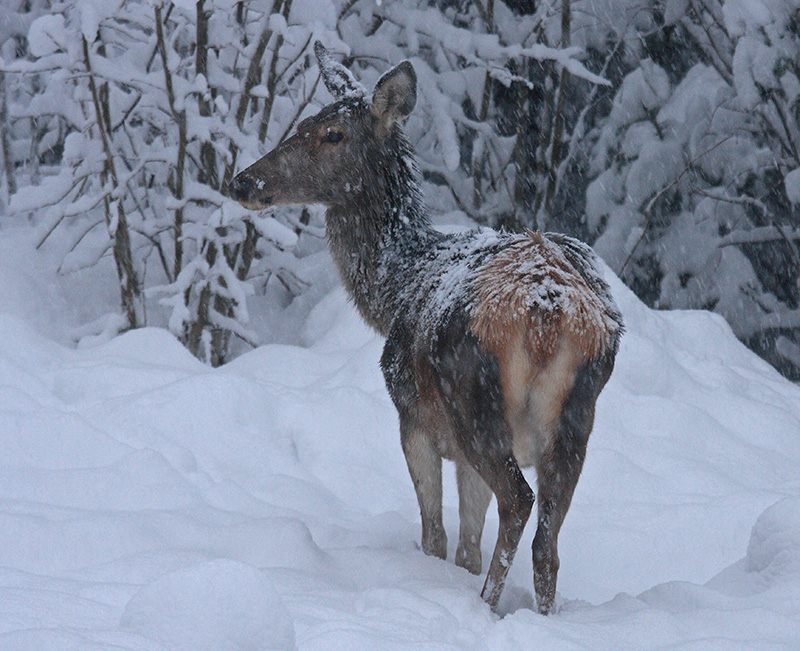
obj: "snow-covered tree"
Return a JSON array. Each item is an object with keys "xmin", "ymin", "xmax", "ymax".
[
  {"xmin": 336, "ymin": 0, "xmax": 619, "ymax": 229},
  {"xmin": 0, "ymin": 1, "xmax": 52, "ymax": 208},
  {"xmin": 587, "ymin": 0, "xmax": 800, "ymax": 378},
  {"xmin": 6, "ymin": 0, "xmax": 796, "ymax": 380},
  {"xmin": 6, "ymin": 0, "xmax": 325, "ymax": 364},
  {"xmin": 3, "ymin": 0, "xmax": 609, "ymax": 365}
]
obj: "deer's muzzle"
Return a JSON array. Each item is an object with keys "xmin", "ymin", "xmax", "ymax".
[{"xmin": 228, "ymin": 173, "xmax": 272, "ymax": 209}]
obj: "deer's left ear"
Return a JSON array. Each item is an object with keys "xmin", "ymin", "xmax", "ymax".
[
  {"xmin": 371, "ymin": 61, "xmax": 417, "ymax": 136},
  {"xmin": 315, "ymin": 41, "xmax": 366, "ymax": 100}
]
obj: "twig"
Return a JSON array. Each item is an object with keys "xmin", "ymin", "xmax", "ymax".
[
  {"xmin": 700, "ymin": 188, "xmax": 800, "ymax": 269},
  {"xmin": 618, "ymin": 133, "xmax": 735, "ymax": 276}
]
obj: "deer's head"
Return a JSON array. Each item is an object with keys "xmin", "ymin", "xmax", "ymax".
[{"xmin": 228, "ymin": 43, "xmax": 417, "ymax": 210}]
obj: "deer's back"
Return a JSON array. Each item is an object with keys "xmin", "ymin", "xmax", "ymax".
[
  {"xmin": 381, "ymin": 228, "xmax": 623, "ymax": 463},
  {"xmin": 383, "ymin": 228, "xmax": 621, "ymax": 354}
]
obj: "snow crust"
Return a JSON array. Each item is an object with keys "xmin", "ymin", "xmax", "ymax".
[
  {"xmin": 786, "ymin": 168, "xmax": 800, "ymax": 205},
  {"xmin": 2, "ymin": 228, "xmax": 800, "ymax": 648}
]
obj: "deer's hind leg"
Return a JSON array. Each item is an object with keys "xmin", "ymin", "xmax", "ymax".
[
  {"xmin": 455, "ymin": 461, "xmax": 492, "ymax": 575},
  {"xmin": 433, "ymin": 313, "xmax": 534, "ymax": 612},
  {"xmin": 532, "ymin": 352, "xmax": 616, "ymax": 614}
]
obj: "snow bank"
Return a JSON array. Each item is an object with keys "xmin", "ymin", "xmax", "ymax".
[
  {"xmin": 1, "ymin": 235, "xmax": 800, "ymax": 648},
  {"xmin": 120, "ymin": 559, "xmax": 295, "ymax": 650},
  {"xmin": 747, "ymin": 497, "xmax": 800, "ymax": 581}
]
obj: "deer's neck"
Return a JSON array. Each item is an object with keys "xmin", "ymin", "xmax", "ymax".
[{"xmin": 325, "ymin": 136, "xmax": 436, "ymax": 335}]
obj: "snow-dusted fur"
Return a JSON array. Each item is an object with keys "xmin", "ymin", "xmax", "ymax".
[{"xmin": 229, "ymin": 44, "xmax": 623, "ymax": 614}]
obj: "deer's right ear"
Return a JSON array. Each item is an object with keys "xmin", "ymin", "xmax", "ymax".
[
  {"xmin": 314, "ymin": 41, "xmax": 366, "ymax": 100},
  {"xmin": 370, "ymin": 61, "xmax": 417, "ymax": 137}
]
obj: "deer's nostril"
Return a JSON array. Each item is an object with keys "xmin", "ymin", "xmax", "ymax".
[{"xmin": 228, "ymin": 175, "xmax": 252, "ymax": 201}]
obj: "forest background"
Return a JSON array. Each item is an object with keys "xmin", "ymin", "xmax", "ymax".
[{"xmin": 1, "ymin": 0, "xmax": 799, "ymax": 380}]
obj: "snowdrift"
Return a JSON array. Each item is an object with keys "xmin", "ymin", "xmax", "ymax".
[{"xmin": 1, "ymin": 248, "xmax": 800, "ymax": 649}]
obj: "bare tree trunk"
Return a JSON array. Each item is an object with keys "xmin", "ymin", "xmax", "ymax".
[
  {"xmin": 221, "ymin": 1, "xmax": 280, "ymax": 191},
  {"xmin": 527, "ymin": 22, "xmax": 555, "ymax": 224},
  {"xmin": 472, "ymin": 70, "xmax": 492, "ymax": 214},
  {"xmin": 83, "ymin": 36, "xmax": 143, "ymax": 329},
  {"xmin": 258, "ymin": 0, "xmax": 294, "ymax": 143},
  {"xmin": 471, "ymin": 0, "xmax": 494, "ymax": 215},
  {"xmin": 204, "ymin": 2, "xmax": 284, "ymax": 365},
  {"xmin": 539, "ymin": 0, "xmax": 572, "ymax": 229},
  {"xmin": 203, "ymin": 1, "xmax": 283, "ymax": 364},
  {"xmin": 0, "ymin": 71, "xmax": 16, "ymax": 200},
  {"xmin": 28, "ymin": 117, "xmax": 41, "ymax": 186},
  {"xmin": 210, "ymin": 220, "xmax": 260, "ymax": 366},
  {"xmin": 155, "ymin": 5, "xmax": 188, "ymax": 281},
  {"xmin": 196, "ymin": 0, "xmax": 218, "ymax": 188},
  {"xmin": 186, "ymin": 2, "xmax": 282, "ymax": 365},
  {"xmin": 111, "ymin": 199, "xmax": 142, "ymax": 328},
  {"xmin": 184, "ymin": 239, "xmax": 216, "ymax": 360},
  {"xmin": 183, "ymin": 221, "xmax": 259, "ymax": 367},
  {"xmin": 510, "ymin": 58, "xmax": 533, "ymax": 231}
]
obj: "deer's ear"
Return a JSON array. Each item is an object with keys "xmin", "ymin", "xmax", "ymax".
[
  {"xmin": 314, "ymin": 41, "xmax": 366, "ymax": 101},
  {"xmin": 370, "ymin": 61, "xmax": 416, "ymax": 136}
]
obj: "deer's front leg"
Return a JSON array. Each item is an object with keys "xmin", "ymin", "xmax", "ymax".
[
  {"xmin": 381, "ymin": 329, "xmax": 446, "ymax": 560},
  {"xmin": 400, "ymin": 415, "xmax": 447, "ymax": 559}
]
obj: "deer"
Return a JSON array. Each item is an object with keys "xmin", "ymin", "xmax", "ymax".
[{"xmin": 228, "ymin": 43, "xmax": 623, "ymax": 615}]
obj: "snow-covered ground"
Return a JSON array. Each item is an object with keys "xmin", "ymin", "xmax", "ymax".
[{"xmin": 1, "ymin": 227, "xmax": 800, "ymax": 650}]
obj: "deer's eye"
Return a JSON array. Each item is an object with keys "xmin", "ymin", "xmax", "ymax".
[{"xmin": 324, "ymin": 130, "xmax": 344, "ymax": 144}]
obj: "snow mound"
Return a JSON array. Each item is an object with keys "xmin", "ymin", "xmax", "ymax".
[
  {"xmin": 747, "ymin": 497, "xmax": 800, "ymax": 581},
  {"xmin": 1, "ymin": 243, "xmax": 800, "ymax": 648},
  {"xmin": 120, "ymin": 559, "xmax": 295, "ymax": 650}
]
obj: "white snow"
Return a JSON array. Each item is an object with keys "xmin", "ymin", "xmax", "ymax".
[
  {"xmin": 26, "ymin": 14, "xmax": 66, "ymax": 58},
  {"xmin": 723, "ymin": 0, "xmax": 774, "ymax": 38},
  {"xmin": 76, "ymin": 0, "xmax": 125, "ymax": 43},
  {"xmin": 786, "ymin": 168, "xmax": 800, "ymax": 205},
  {"xmin": 120, "ymin": 559, "xmax": 295, "ymax": 650},
  {"xmin": 1, "ymin": 227, "xmax": 800, "ymax": 649}
]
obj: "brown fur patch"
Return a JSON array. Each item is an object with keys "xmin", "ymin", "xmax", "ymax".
[
  {"xmin": 470, "ymin": 231, "xmax": 618, "ymax": 364},
  {"xmin": 470, "ymin": 232, "xmax": 618, "ymax": 435},
  {"xmin": 410, "ymin": 358, "xmax": 464, "ymax": 461},
  {"xmin": 529, "ymin": 335, "xmax": 582, "ymax": 431},
  {"xmin": 509, "ymin": 334, "xmax": 583, "ymax": 466},
  {"xmin": 495, "ymin": 328, "xmax": 532, "ymax": 418}
]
